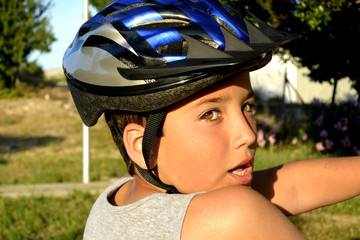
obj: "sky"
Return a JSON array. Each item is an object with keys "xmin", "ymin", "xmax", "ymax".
[{"xmin": 31, "ymin": 0, "xmax": 96, "ymax": 70}]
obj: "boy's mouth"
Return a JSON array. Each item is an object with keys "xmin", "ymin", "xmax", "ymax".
[
  {"xmin": 229, "ymin": 160, "xmax": 253, "ymax": 174},
  {"xmin": 232, "ymin": 168, "xmax": 247, "ymax": 176},
  {"xmin": 228, "ymin": 160, "xmax": 254, "ymax": 185}
]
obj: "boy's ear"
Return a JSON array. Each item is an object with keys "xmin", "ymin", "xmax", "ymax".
[{"xmin": 123, "ymin": 123, "xmax": 148, "ymax": 169}]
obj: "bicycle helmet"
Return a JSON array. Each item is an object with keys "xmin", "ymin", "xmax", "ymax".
[{"xmin": 63, "ymin": 0, "xmax": 298, "ymax": 193}]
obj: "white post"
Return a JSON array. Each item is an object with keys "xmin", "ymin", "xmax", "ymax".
[
  {"xmin": 83, "ymin": 0, "xmax": 90, "ymax": 184},
  {"xmin": 83, "ymin": 124, "xmax": 90, "ymax": 184},
  {"xmin": 84, "ymin": 0, "xmax": 89, "ymax": 22}
]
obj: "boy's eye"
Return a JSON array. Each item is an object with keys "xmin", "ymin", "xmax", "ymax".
[
  {"xmin": 200, "ymin": 110, "xmax": 220, "ymax": 121},
  {"xmin": 243, "ymin": 103, "xmax": 257, "ymax": 115}
]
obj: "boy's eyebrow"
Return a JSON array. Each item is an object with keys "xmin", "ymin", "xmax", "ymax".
[
  {"xmin": 247, "ymin": 91, "xmax": 255, "ymax": 99},
  {"xmin": 196, "ymin": 95, "xmax": 231, "ymax": 106},
  {"xmin": 191, "ymin": 90, "xmax": 255, "ymax": 108}
]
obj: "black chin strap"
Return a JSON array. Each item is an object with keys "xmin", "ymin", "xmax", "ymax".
[{"xmin": 135, "ymin": 111, "xmax": 179, "ymax": 194}]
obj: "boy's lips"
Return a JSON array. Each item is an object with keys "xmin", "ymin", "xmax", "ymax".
[{"xmin": 228, "ymin": 158, "xmax": 254, "ymax": 185}]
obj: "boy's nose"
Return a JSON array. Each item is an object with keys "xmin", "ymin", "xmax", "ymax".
[{"xmin": 231, "ymin": 112, "xmax": 257, "ymax": 149}]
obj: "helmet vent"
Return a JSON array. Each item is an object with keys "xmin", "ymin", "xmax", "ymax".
[
  {"xmin": 157, "ymin": 41, "xmax": 188, "ymax": 56},
  {"xmin": 211, "ymin": 15, "xmax": 237, "ymax": 36},
  {"xmin": 106, "ymin": 3, "xmax": 156, "ymax": 17},
  {"xmin": 132, "ymin": 19, "xmax": 190, "ymax": 30},
  {"xmin": 157, "ymin": 39, "xmax": 219, "ymax": 56},
  {"xmin": 106, "ymin": 3, "xmax": 155, "ymax": 17},
  {"xmin": 199, "ymin": 39, "xmax": 219, "ymax": 49}
]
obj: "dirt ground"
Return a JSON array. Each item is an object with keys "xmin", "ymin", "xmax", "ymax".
[
  {"xmin": 0, "ymin": 84, "xmax": 85, "ymax": 157},
  {"xmin": 1, "ymin": 83, "xmax": 123, "ymax": 184}
]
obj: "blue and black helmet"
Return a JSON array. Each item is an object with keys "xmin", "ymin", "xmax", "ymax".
[
  {"xmin": 63, "ymin": 0, "xmax": 297, "ymax": 193},
  {"xmin": 63, "ymin": 0, "xmax": 296, "ymax": 127}
]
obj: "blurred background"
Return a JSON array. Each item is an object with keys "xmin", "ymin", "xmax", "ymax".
[{"xmin": 1, "ymin": 0, "xmax": 359, "ymax": 239}]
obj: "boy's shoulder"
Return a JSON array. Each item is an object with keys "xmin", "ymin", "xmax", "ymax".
[
  {"xmin": 181, "ymin": 185, "xmax": 305, "ymax": 240},
  {"xmin": 181, "ymin": 185, "xmax": 262, "ymax": 239}
]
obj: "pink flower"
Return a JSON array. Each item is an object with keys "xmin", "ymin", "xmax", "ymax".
[
  {"xmin": 333, "ymin": 121, "xmax": 342, "ymax": 130},
  {"xmin": 333, "ymin": 121, "xmax": 346, "ymax": 131},
  {"xmin": 302, "ymin": 134, "xmax": 308, "ymax": 142},
  {"xmin": 258, "ymin": 139, "xmax": 266, "ymax": 147},
  {"xmin": 325, "ymin": 139, "xmax": 334, "ymax": 150},
  {"xmin": 268, "ymin": 134, "xmax": 276, "ymax": 145},
  {"xmin": 257, "ymin": 130, "xmax": 266, "ymax": 147},
  {"xmin": 319, "ymin": 130, "xmax": 328, "ymax": 138},
  {"xmin": 316, "ymin": 142, "xmax": 325, "ymax": 151},
  {"xmin": 338, "ymin": 118, "xmax": 349, "ymax": 131},
  {"xmin": 292, "ymin": 138, "xmax": 298, "ymax": 145},
  {"xmin": 341, "ymin": 136, "xmax": 351, "ymax": 148}
]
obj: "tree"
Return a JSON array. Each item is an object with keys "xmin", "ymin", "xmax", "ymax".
[
  {"xmin": 222, "ymin": 0, "xmax": 360, "ymax": 103},
  {"xmin": 274, "ymin": 0, "xmax": 359, "ymax": 104},
  {"xmin": 89, "ymin": 0, "xmax": 110, "ymax": 12},
  {"xmin": 0, "ymin": 0, "xmax": 56, "ymax": 89}
]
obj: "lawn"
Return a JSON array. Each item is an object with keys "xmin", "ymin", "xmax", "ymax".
[{"xmin": 1, "ymin": 85, "xmax": 359, "ymax": 239}]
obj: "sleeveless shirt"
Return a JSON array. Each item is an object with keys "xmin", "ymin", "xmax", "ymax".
[{"xmin": 83, "ymin": 177, "xmax": 202, "ymax": 240}]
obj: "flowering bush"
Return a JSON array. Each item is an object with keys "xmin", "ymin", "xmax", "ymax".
[
  {"xmin": 304, "ymin": 99, "xmax": 360, "ymax": 156},
  {"xmin": 256, "ymin": 119, "xmax": 278, "ymax": 148}
]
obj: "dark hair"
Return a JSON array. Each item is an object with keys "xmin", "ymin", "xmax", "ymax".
[{"xmin": 105, "ymin": 111, "xmax": 147, "ymax": 175}]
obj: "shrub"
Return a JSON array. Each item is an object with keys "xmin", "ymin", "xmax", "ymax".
[
  {"xmin": 304, "ymin": 99, "xmax": 360, "ymax": 156},
  {"xmin": 0, "ymin": 87, "xmax": 23, "ymax": 99},
  {"xmin": 256, "ymin": 119, "xmax": 278, "ymax": 148}
]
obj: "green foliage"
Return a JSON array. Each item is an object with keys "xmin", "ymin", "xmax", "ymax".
[
  {"xmin": 221, "ymin": 0, "xmax": 360, "ymax": 102},
  {"xmin": 89, "ymin": 0, "xmax": 110, "ymax": 11},
  {"xmin": 293, "ymin": 0, "xmax": 347, "ymax": 31},
  {"xmin": 0, "ymin": 87, "xmax": 23, "ymax": 99},
  {"xmin": 286, "ymin": 0, "xmax": 360, "ymax": 103},
  {"xmin": 0, "ymin": 0, "xmax": 56, "ymax": 89}
]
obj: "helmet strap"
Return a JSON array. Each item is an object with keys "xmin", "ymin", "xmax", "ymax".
[{"xmin": 136, "ymin": 111, "xmax": 179, "ymax": 194}]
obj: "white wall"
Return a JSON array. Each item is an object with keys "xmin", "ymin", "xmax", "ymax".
[{"xmin": 250, "ymin": 55, "xmax": 358, "ymax": 104}]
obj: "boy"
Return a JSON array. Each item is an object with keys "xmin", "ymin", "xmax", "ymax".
[{"xmin": 63, "ymin": 0, "xmax": 360, "ymax": 239}]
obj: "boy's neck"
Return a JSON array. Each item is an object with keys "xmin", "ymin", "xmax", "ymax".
[{"xmin": 108, "ymin": 175, "xmax": 164, "ymax": 206}]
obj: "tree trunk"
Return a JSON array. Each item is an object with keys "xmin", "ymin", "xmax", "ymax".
[
  {"xmin": 331, "ymin": 78, "xmax": 338, "ymax": 105},
  {"xmin": 5, "ymin": 77, "xmax": 13, "ymax": 89}
]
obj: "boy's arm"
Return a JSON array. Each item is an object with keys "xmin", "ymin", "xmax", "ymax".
[{"xmin": 252, "ymin": 156, "xmax": 360, "ymax": 215}]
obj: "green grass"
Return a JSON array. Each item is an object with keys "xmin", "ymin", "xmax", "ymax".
[
  {"xmin": 0, "ymin": 191, "xmax": 97, "ymax": 240},
  {"xmin": 254, "ymin": 142, "xmax": 334, "ymax": 171},
  {"xmin": 290, "ymin": 199, "xmax": 360, "ymax": 239}
]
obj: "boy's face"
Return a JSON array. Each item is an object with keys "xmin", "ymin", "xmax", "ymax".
[{"xmin": 155, "ymin": 71, "xmax": 257, "ymax": 193}]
